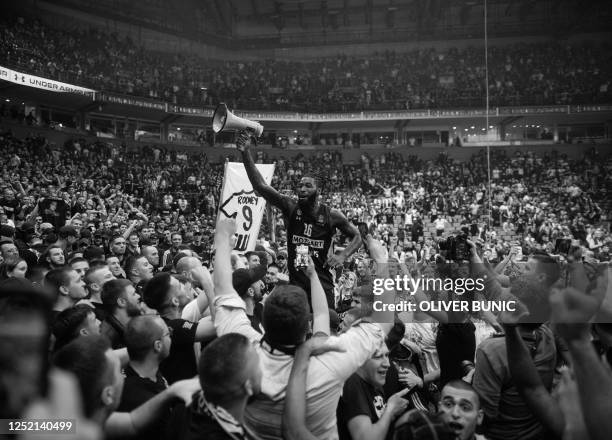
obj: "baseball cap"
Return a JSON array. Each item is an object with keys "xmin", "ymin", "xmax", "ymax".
[{"xmin": 232, "ymin": 265, "xmax": 267, "ymax": 298}]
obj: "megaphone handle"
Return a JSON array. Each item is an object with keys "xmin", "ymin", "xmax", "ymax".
[
  {"xmin": 243, "ymin": 126, "xmax": 256, "ymax": 137},
  {"xmin": 236, "ymin": 129, "xmax": 256, "ymax": 152}
]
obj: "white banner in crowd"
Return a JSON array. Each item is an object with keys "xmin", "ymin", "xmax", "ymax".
[
  {"xmin": 217, "ymin": 162, "xmax": 275, "ymax": 253},
  {"xmin": 0, "ymin": 65, "xmax": 95, "ymax": 97}
]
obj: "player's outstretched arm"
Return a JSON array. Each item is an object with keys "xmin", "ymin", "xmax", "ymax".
[
  {"xmin": 237, "ymin": 129, "xmax": 293, "ymax": 215},
  {"xmin": 327, "ymin": 209, "xmax": 362, "ymax": 267}
]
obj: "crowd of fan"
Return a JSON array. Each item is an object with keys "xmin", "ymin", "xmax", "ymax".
[
  {"xmin": 2, "ymin": 16, "xmax": 611, "ymax": 112},
  {"xmin": 1, "ymin": 122, "xmax": 611, "ymax": 439}
]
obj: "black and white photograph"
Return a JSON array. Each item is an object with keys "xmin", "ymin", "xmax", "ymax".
[{"xmin": 0, "ymin": 1, "xmax": 611, "ymax": 439}]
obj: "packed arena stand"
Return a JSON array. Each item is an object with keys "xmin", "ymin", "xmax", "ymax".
[
  {"xmin": 1, "ymin": 120, "xmax": 611, "ymax": 440},
  {"xmin": 1, "ymin": 17, "xmax": 611, "ymax": 111},
  {"xmin": 0, "ymin": 127, "xmax": 609, "ymax": 266}
]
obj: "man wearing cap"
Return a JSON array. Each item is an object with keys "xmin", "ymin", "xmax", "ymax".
[
  {"xmin": 276, "ymin": 249, "xmax": 289, "ymax": 275},
  {"xmin": 189, "ymin": 231, "xmax": 206, "ymax": 257},
  {"xmin": 232, "ymin": 265, "xmax": 267, "ymax": 333},
  {"xmin": 17, "ymin": 224, "xmax": 36, "ymax": 253},
  {"xmin": 93, "ymin": 229, "xmax": 107, "ymax": 248},
  {"xmin": 264, "ymin": 263, "xmax": 281, "ymax": 288}
]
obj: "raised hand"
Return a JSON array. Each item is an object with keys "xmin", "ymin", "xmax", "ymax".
[
  {"xmin": 385, "ymin": 388, "xmax": 410, "ymax": 419},
  {"xmin": 550, "ymin": 266, "xmax": 610, "ymax": 341},
  {"xmin": 397, "ymin": 368, "xmax": 423, "ymax": 390},
  {"xmin": 168, "ymin": 377, "xmax": 201, "ymax": 406},
  {"xmin": 236, "ymin": 129, "xmax": 254, "ymax": 152},
  {"xmin": 190, "ymin": 263, "xmax": 212, "ymax": 287},
  {"xmin": 303, "ymin": 255, "xmax": 317, "ymax": 278},
  {"xmin": 326, "ymin": 252, "xmax": 346, "ymax": 268},
  {"xmin": 366, "ymin": 235, "xmax": 389, "ymax": 263},
  {"xmin": 216, "ymin": 217, "xmax": 237, "ymax": 238}
]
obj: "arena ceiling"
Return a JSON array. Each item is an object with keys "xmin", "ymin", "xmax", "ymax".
[{"xmin": 30, "ymin": 0, "xmax": 612, "ymax": 49}]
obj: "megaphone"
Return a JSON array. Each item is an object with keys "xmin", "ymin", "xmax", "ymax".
[{"xmin": 212, "ymin": 103, "xmax": 263, "ymax": 138}]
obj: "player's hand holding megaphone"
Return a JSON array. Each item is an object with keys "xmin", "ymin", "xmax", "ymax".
[
  {"xmin": 236, "ymin": 128, "xmax": 254, "ymax": 152},
  {"xmin": 211, "ymin": 103, "xmax": 263, "ymax": 151}
]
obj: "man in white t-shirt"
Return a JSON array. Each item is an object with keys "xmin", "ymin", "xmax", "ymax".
[
  {"xmin": 213, "ymin": 219, "xmax": 394, "ymax": 439},
  {"xmin": 434, "ymin": 216, "xmax": 447, "ymax": 237}
]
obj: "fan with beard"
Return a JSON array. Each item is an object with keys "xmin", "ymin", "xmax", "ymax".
[{"xmin": 237, "ymin": 131, "xmax": 363, "ymax": 309}]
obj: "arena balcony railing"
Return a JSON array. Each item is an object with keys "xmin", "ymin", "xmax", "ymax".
[{"xmin": 2, "ymin": 53, "xmax": 611, "ymax": 115}]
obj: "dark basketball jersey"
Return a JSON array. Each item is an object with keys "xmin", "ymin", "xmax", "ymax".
[{"xmin": 286, "ymin": 203, "xmax": 335, "ymax": 303}]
